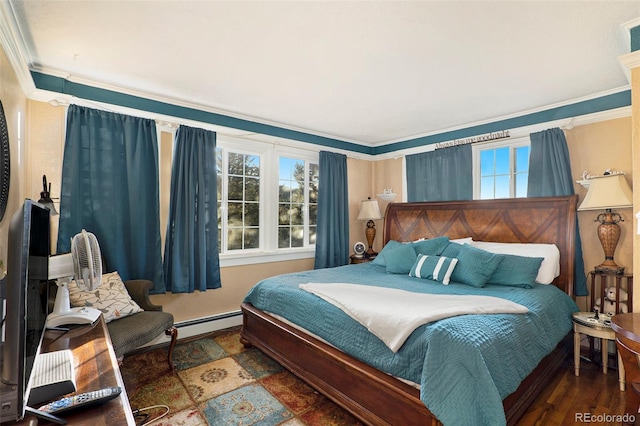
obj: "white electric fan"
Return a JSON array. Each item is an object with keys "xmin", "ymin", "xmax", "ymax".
[{"xmin": 46, "ymin": 230, "xmax": 103, "ymax": 328}]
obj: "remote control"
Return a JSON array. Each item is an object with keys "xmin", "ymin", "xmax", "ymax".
[{"xmin": 37, "ymin": 386, "xmax": 122, "ymax": 414}]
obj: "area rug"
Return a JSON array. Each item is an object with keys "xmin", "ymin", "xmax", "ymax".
[{"xmin": 120, "ymin": 327, "xmax": 364, "ymax": 425}]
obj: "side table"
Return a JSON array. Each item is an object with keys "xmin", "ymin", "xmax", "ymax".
[
  {"xmin": 350, "ymin": 255, "xmax": 375, "ymax": 264},
  {"xmin": 573, "ymin": 312, "xmax": 625, "ymax": 391}
]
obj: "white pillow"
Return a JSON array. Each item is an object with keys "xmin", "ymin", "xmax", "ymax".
[
  {"xmin": 470, "ymin": 241, "xmax": 560, "ymax": 284},
  {"xmin": 450, "ymin": 237, "xmax": 473, "ymax": 245},
  {"xmin": 68, "ymin": 271, "xmax": 143, "ymax": 322}
]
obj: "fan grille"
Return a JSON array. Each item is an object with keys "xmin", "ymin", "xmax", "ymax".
[{"xmin": 71, "ymin": 230, "xmax": 102, "ymax": 291}]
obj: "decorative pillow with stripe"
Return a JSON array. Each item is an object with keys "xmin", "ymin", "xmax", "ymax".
[{"xmin": 409, "ymin": 254, "xmax": 459, "ymax": 285}]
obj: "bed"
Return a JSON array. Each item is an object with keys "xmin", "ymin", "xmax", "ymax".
[{"xmin": 240, "ymin": 195, "xmax": 580, "ymax": 425}]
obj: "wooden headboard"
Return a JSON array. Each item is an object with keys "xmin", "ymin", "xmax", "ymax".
[{"xmin": 383, "ymin": 195, "xmax": 578, "ymax": 297}]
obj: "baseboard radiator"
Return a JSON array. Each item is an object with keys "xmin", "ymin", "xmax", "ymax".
[{"xmin": 138, "ymin": 310, "xmax": 242, "ymax": 350}]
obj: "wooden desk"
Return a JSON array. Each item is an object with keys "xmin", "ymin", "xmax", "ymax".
[
  {"xmin": 611, "ymin": 313, "xmax": 640, "ymax": 423},
  {"xmin": 36, "ymin": 317, "xmax": 135, "ymax": 425}
]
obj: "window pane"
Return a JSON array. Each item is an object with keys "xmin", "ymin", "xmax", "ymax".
[
  {"xmin": 278, "ymin": 205, "xmax": 290, "ymax": 225},
  {"xmin": 245, "ymin": 155, "xmax": 260, "ymax": 177},
  {"xmin": 245, "ymin": 177, "xmax": 259, "ymax": 201},
  {"xmin": 245, "ymin": 202, "xmax": 259, "ymax": 226},
  {"xmin": 480, "ymin": 150, "xmax": 494, "ymax": 176},
  {"xmin": 228, "ymin": 202, "xmax": 243, "ymax": 225},
  {"xmin": 495, "ymin": 175, "xmax": 510, "ymax": 198},
  {"xmin": 309, "ymin": 204, "xmax": 317, "ymax": 225},
  {"xmin": 309, "ymin": 226, "xmax": 316, "ymax": 244},
  {"xmin": 228, "ymin": 228, "xmax": 242, "ymax": 250},
  {"xmin": 278, "ymin": 228, "xmax": 290, "ymax": 248},
  {"xmin": 244, "ymin": 228, "xmax": 259, "ymax": 249},
  {"xmin": 228, "ymin": 176, "xmax": 244, "ymax": 200},
  {"xmin": 228, "ymin": 152, "xmax": 244, "ymax": 175},
  {"xmin": 480, "ymin": 176, "xmax": 494, "ymax": 199},
  {"xmin": 515, "ymin": 173, "xmax": 528, "ymax": 197},
  {"xmin": 279, "ymin": 157, "xmax": 295, "ymax": 180},
  {"xmin": 291, "ymin": 184, "xmax": 304, "ymax": 203},
  {"xmin": 291, "ymin": 226, "xmax": 304, "ymax": 247},
  {"xmin": 291, "ymin": 204, "xmax": 303, "ymax": 225},
  {"xmin": 279, "ymin": 180, "xmax": 291, "ymax": 202},
  {"xmin": 495, "ymin": 148, "xmax": 510, "ymax": 175},
  {"xmin": 515, "ymin": 146, "xmax": 529, "ymax": 173},
  {"xmin": 216, "ymin": 149, "xmax": 222, "ymax": 199}
]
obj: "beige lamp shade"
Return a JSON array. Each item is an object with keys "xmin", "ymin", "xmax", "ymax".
[
  {"xmin": 357, "ymin": 199, "xmax": 383, "ymax": 220},
  {"xmin": 578, "ymin": 174, "xmax": 633, "ymax": 211}
]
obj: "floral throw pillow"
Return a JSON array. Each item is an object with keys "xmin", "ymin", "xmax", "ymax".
[{"xmin": 68, "ymin": 271, "xmax": 142, "ymax": 323}]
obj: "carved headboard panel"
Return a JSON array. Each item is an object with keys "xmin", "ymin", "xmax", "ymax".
[{"xmin": 383, "ymin": 195, "xmax": 578, "ymax": 296}]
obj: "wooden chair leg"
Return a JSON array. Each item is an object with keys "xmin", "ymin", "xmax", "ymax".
[{"xmin": 165, "ymin": 327, "xmax": 178, "ymax": 371}]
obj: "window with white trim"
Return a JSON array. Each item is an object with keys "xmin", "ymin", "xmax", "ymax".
[
  {"xmin": 215, "ymin": 136, "xmax": 319, "ymax": 261},
  {"xmin": 278, "ymin": 157, "xmax": 318, "ymax": 249},
  {"xmin": 472, "ymin": 137, "xmax": 530, "ymax": 199}
]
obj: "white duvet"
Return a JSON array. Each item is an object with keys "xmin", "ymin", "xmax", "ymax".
[{"xmin": 299, "ymin": 283, "xmax": 529, "ymax": 352}]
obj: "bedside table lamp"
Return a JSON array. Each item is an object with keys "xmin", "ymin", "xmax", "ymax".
[
  {"xmin": 578, "ymin": 174, "xmax": 633, "ymax": 274},
  {"xmin": 357, "ymin": 197, "xmax": 383, "ymax": 257}
]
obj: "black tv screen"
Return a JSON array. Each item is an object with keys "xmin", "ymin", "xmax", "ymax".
[{"xmin": 0, "ymin": 199, "xmax": 50, "ymax": 422}]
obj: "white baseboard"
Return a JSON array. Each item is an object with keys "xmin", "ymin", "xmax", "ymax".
[{"xmin": 138, "ymin": 310, "xmax": 243, "ymax": 349}]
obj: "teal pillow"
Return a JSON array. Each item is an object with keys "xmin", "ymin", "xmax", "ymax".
[
  {"xmin": 412, "ymin": 236, "xmax": 450, "ymax": 256},
  {"xmin": 409, "ymin": 254, "xmax": 458, "ymax": 285},
  {"xmin": 378, "ymin": 240, "xmax": 418, "ymax": 274},
  {"xmin": 489, "ymin": 254, "xmax": 544, "ymax": 288},
  {"xmin": 371, "ymin": 240, "xmax": 412, "ymax": 267},
  {"xmin": 450, "ymin": 244, "xmax": 502, "ymax": 288},
  {"xmin": 441, "ymin": 241, "xmax": 464, "ymax": 258}
]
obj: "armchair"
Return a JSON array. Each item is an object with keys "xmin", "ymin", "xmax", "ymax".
[
  {"xmin": 107, "ymin": 279, "xmax": 177, "ymax": 370},
  {"xmin": 48, "ymin": 278, "xmax": 177, "ymax": 371}
]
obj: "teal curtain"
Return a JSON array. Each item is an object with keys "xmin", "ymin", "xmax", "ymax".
[
  {"xmin": 163, "ymin": 125, "xmax": 221, "ymax": 293},
  {"xmin": 57, "ymin": 105, "xmax": 165, "ymax": 293},
  {"xmin": 406, "ymin": 144, "xmax": 472, "ymax": 202},
  {"xmin": 527, "ymin": 127, "xmax": 587, "ymax": 296},
  {"xmin": 314, "ymin": 151, "xmax": 349, "ymax": 269}
]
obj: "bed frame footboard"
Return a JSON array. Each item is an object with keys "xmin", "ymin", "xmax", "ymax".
[
  {"xmin": 240, "ymin": 302, "xmax": 440, "ymax": 426},
  {"xmin": 241, "ymin": 302, "xmax": 571, "ymax": 426}
]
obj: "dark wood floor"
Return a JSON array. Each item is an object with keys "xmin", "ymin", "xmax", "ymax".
[{"xmin": 518, "ymin": 350, "xmax": 628, "ymax": 425}]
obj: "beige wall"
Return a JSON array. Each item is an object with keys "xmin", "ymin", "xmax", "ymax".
[
  {"xmin": 566, "ymin": 118, "xmax": 634, "ymax": 276},
  {"xmin": 153, "ymin": 258, "xmax": 313, "ymax": 322},
  {"xmin": 0, "ymin": 45, "xmax": 28, "ymax": 265}
]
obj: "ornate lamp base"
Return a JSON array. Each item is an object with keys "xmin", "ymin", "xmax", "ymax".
[{"xmin": 594, "ymin": 210, "xmax": 625, "ymax": 276}]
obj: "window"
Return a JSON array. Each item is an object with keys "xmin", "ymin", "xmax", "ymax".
[
  {"xmin": 278, "ymin": 157, "xmax": 318, "ymax": 249},
  {"xmin": 473, "ymin": 138, "xmax": 530, "ymax": 199},
  {"xmin": 215, "ymin": 136, "xmax": 319, "ymax": 263},
  {"xmin": 219, "ymin": 151, "xmax": 261, "ymax": 251}
]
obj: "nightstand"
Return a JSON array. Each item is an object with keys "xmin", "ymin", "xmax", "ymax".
[
  {"xmin": 573, "ymin": 312, "xmax": 625, "ymax": 391},
  {"xmin": 350, "ymin": 255, "xmax": 374, "ymax": 264}
]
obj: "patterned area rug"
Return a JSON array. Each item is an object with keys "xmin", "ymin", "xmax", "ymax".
[{"xmin": 120, "ymin": 327, "xmax": 364, "ymax": 425}]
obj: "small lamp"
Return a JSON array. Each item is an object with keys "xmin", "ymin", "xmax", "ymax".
[
  {"xmin": 37, "ymin": 174, "xmax": 58, "ymax": 216},
  {"xmin": 357, "ymin": 197, "xmax": 383, "ymax": 257},
  {"xmin": 578, "ymin": 174, "xmax": 632, "ymax": 274}
]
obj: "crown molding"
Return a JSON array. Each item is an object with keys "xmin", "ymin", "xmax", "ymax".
[
  {"xmin": 371, "ymin": 106, "xmax": 631, "ymax": 161},
  {"xmin": 619, "ymin": 50, "xmax": 640, "ymax": 83},
  {"xmin": 0, "ymin": 0, "xmax": 36, "ymax": 96}
]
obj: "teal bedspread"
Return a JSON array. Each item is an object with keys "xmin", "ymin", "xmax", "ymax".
[{"xmin": 243, "ymin": 262, "xmax": 578, "ymax": 426}]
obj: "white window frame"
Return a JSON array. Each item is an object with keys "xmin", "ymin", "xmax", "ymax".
[
  {"xmin": 275, "ymin": 149, "xmax": 319, "ymax": 252},
  {"xmin": 216, "ymin": 135, "xmax": 319, "ymax": 267},
  {"xmin": 472, "ymin": 136, "xmax": 531, "ymax": 200}
]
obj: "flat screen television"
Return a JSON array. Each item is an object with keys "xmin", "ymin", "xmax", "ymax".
[{"xmin": 0, "ymin": 199, "xmax": 51, "ymax": 423}]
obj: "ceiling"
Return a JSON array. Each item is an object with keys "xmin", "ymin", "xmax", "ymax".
[{"xmin": 4, "ymin": 1, "xmax": 640, "ymax": 146}]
